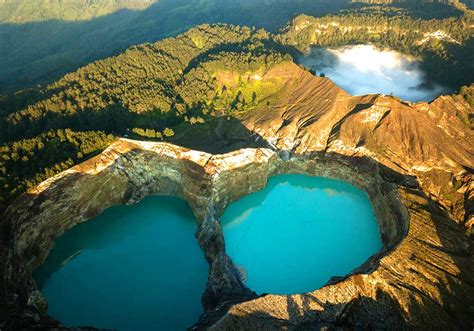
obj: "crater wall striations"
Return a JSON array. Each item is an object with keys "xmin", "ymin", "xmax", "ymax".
[{"xmin": 1, "ymin": 136, "xmax": 473, "ymax": 329}]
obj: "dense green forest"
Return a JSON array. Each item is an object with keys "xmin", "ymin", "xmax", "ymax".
[
  {"xmin": 0, "ymin": 0, "xmax": 468, "ymax": 93},
  {"xmin": 1, "ymin": 4, "xmax": 473, "ymax": 211},
  {"xmin": 0, "ymin": 129, "xmax": 115, "ymax": 210}
]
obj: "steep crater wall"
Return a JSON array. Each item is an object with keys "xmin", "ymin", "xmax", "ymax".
[{"xmin": 0, "ymin": 139, "xmax": 472, "ymax": 330}]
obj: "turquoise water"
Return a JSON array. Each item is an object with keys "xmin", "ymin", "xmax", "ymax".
[
  {"xmin": 222, "ymin": 174, "xmax": 382, "ymax": 295},
  {"xmin": 33, "ymin": 196, "xmax": 208, "ymax": 331}
]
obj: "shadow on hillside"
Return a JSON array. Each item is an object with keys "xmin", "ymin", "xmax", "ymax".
[
  {"xmin": 0, "ymin": 103, "xmax": 271, "ymax": 155},
  {"xmin": 205, "ymin": 289, "xmax": 408, "ymax": 329},
  {"xmin": 170, "ymin": 117, "xmax": 272, "ymax": 154},
  {"xmin": 0, "ymin": 0, "xmax": 463, "ymax": 93}
]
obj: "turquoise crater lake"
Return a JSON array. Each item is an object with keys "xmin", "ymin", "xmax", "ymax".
[
  {"xmin": 222, "ymin": 174, "xmax": 382, "ymax": 295},
  {"xmin": 33, "ymin": 196, "xmax": 208, "ymax": 331}
]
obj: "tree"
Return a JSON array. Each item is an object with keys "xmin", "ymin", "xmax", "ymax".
[{"xmin": 163, "ymin": 128, "xmax": 175, "ymax": 137}]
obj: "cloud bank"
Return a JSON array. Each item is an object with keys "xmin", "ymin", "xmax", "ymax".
[{"xmin": 297, "ymin": 44, "xmax": 448, "ymax": 102}]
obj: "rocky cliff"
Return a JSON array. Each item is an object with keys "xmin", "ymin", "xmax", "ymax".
[{"xmin": 1, "ymin": 64, "xmax": 473, "ymax": 329}]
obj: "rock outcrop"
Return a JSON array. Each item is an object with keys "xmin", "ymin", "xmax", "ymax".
[
  {"xmin": 239, "ymin": 63, "xmax": 472, "ymax": 222},
  {"xmin": 1, "ymin": 64, "xmax": 473, "ymax": 330}
]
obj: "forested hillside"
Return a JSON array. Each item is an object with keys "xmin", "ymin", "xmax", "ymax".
[
  {"xmin": 0, "ymin": 24, "xmax": 292, "ymax": 210},
  {"xmin": 0, "ymin": 0, "xmax": 467, "ymax": 93},
  {"xmin": 0, "ymin": 0, "xmax": 156, "ymax": 23},
  {"xmin": 1, "ymin": 4, "xmax": 473, "ymax": 211},
  {"xmin": 351, "ymin": 0, "xmax": 473, "ymax": 10}
]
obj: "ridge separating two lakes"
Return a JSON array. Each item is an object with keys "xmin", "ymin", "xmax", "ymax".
[{"xmin": 34, "ymin": 174, "xmax": 382, "ymax": 329}]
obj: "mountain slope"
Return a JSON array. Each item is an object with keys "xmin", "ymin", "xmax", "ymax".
[
  {"xmin": 0, "ymin": 0, "xmax": 156, "ymax": 23},
  {"xmin": 0, "ymin": 0, "xmax": 469, "ymax": 93},
  {"xmin": 237, "ymin": 63, "xmax": 473, "ymax": 202},
  {"xmin": 0, "ymin": 24, "xmax": 289, "ymax": 209},
  {"xmin": 0, "ymin": 23, "xmax": 472, "ymax": 217},
  {"xmin": 1, "ymin": 47, "xmax": 473, "ymax": 331}
]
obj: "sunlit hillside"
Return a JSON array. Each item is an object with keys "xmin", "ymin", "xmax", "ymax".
[
  {"xmin": 0, "ymin": 0, "xmax": 156, "ymax": 23},
  {"xmin": 0, "ymin": 0, "xmax": 468, "ymax": 93}
]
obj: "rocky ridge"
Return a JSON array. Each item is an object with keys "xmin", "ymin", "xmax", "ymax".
[{"xmin": 1, "ymin": 63, "xmax": 473, "ymax": 329}]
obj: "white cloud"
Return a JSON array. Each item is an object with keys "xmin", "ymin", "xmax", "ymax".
[{"xmin": 297, "ymin": 44, "xmax": 449, "ymax": 102}]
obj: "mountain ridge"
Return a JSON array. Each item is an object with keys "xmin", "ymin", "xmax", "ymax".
[
  {"xmin": 1, "ymin": 0, "xmax": 471, "ymax": 92},
  {"xmin": 0, "ymin": 22, "xmax": 472, "ymax": 212}
]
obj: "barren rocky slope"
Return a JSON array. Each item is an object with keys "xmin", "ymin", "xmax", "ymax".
[
  {"xmin": 177, "ymin": 61, "xmax": 473, "ymax": 223},
  {"xmin": 1, "ymin": 60, "xmax": 473, "ymax": 329},
  {"xmin": 237, "ymin": 63, "xmax": 473, "ymax": 221}
]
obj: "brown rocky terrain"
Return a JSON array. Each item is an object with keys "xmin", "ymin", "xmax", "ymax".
[
  {"xmin": 238, "ymin": 63, "xmax": 473, "ymax": 222},
  {"xmin": 0, "ymin": 62, "xmax": 473, "ymax": 329}
]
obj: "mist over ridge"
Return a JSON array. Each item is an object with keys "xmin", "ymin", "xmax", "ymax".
[
  {"xmin": 0, "ymin": 0, "xmax": 468, "ymax": 93},
  {"xmin": 298, "ymin": 44, "xmax": 449, "ymax": 102}
]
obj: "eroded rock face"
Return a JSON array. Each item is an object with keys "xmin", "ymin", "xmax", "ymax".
[
  {"xmin": 0, "ymin": 66, "xmax": 473, "ymax": 329},
  {"xmin": 0, "ymin": 141, "xmax": 279, "ymax": 329},
  {"xmin": 238, "ymin": 63, "xmax": 473, "ymax": 224},
  {"xmin": 1, "ymin": 138, "xmax": 473, "ymax": 330}
]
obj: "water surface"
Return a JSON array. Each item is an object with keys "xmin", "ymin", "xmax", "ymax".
[
  {"xmin": 34, "ymin": 196, "xmax": 208, "ymax": 330},
  {"xmin": 222, "ymin": 174, "xmax": 382, "ymax": 294}
]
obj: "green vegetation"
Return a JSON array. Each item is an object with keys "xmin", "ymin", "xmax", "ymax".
[
  {"xmin": 0, "ymin": 4, "xmax": 473, "ymax": 212},
  {"xmin": 132, "ymin": 128, "xmax": 163, "ymax": 139},
  {"xmin": 277, "ymin": 12, "xmax": 474, "ymax": 88},
  {"xmin": 459, "ymin": 84, "xmax": 474, "ymax": 107},
  {"xmin": 1, "ymin": 25, "xmax": 290, "ymax": 140},
  {"xmin": 0, "ymin": 129, "xmax": 115, "ymax": 211},
  {"xmin": 1, "ymin": 24, "xmax": 253, "ymax": 137},
  {"xmin": 0, "ymin": 24, "xmax": 291, "ymax": 210},
  {"xmin": 0, "ymin": 0, "xmax": 467, "ymax": 93},
  {"xmin": 131, "ymin": 127, "xmax": 174, "ymax": 139},
  {"xmin": 0, "ymin": 0, "xmax": 156, "ymax": 23},
  {"xmin": 458, "ymin": 84, "xmax": 474, "ymax": 128},
  {"xmin": 176, "ymin": 33, "xmax": 291, "ymax": 116}
]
